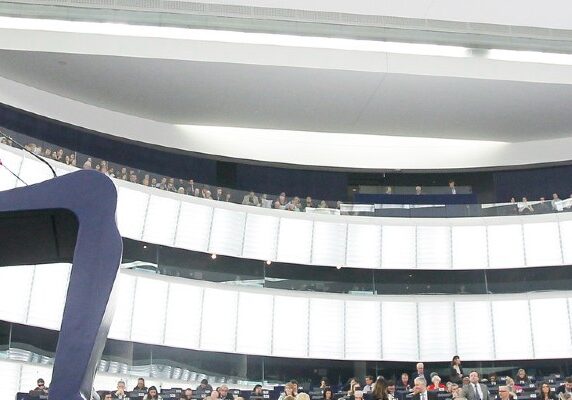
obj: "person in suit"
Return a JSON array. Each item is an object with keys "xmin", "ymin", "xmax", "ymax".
[
  {"xmin": 462, "ymin": 371, "xmax": 490, "ymax": 400},
  {"xmin": 412, "ymin": 377, "xmax": 438, "ymax": 400},
  {"xmin": 556, "ymin": 378, "xmax": 572, "ymax": 397},
  {"xmin": 411, "ymin": 363, "xmax": 431, "ymax": 387},
  {"xmin": 450, "ymin": 355, "xmax": 464, "ymax": 384}
]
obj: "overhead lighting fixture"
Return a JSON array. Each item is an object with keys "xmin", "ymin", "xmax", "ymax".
[{"xmin": 488, "ymin": 49, "xmax": 572, "ymax": 66}]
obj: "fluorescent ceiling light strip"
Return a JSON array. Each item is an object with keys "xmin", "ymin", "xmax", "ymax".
[
  {"xmin": 488, "ymin": 49, "xmax": 572, "ymax": 65},
  {"xmin": 0, "ymin": 16, "xmax": 468, "ymax": 57}
]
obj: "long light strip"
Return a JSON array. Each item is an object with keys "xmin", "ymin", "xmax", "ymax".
[{"xmin": 3, "ymin": 16, "xmax": 572, "ymax": 65}]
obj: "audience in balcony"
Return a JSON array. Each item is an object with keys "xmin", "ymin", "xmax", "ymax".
[
  {"xmin": 518, "ymin": 197, "xmax": 534, "ymax": 214},
  {"xmin": 397, "ymin": 373, "xmax": 411, "ymax": 391},
  {"xmin": 133, "ymin": 377, "xmax": 148, "ymax": 391},
  {"xmin": 219, "ymin": 384, "xmax": 235, "ymax": 400},
  {"xmin": 428, "ymin": 374, "xmax": 446, "ymax": 391},
  {"xmin": 450, "ymin": 355, "xmax": 464, "ymax": 384},
  {"xmin": 144, "ymin": 386, "xmax": 160, "ymax": 400},
  {"xmin": 412, "ymin": 363, "xmax": 431, "ymax": 386},
  {"xmin": 114, "ymin": 380, "xmax": 128, "ymax": 399},
  {"xmin": 197, "ymin": 379, "xmax": 214, "ymax": 397},
  {"xmin": 515, "ymin": 369, "xmax": 530, "ymax": 384}
]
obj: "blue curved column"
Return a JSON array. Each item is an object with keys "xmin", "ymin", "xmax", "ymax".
[{"xmin": 0, "ymin": 170, "xmax": 123, "ymax": 400}]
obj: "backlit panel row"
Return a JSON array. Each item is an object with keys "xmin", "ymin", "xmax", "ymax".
[
  {"xmin": 1, "ymin": 265, "xmax": 571, "ymax": 361},
  {"xmin": 2, "ymin": 148, "xmax": 572, "ymax": 271}
]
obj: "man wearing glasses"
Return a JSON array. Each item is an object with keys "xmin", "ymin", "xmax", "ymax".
[{"xmin": 33, "ymin": 378, "xmax": 48, "ymax": 394}]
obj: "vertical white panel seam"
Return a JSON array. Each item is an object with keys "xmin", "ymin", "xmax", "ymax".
[
  {"xmin": 343, "ymin": 301, "xmax": 347, "ymax": 359},
  {"xmin": 306, "ymin": 298, "xmax": 311, "ymax": 357},
  {"xmin": 139, "ymin": 194, "xmax": 152, "ymax": 241},
  {"xmin": 452, "ymin": 301, "xmax": 458, "ymax": 356},
  {"xmin": 274, "ymin": 218, "xmax": 282, "ymax": 261},
  {"xmin": 528, "ymin": 298, "xmax": 536, "ymax": 358},
  {"xmin": 270, "ymin": 295, "xmax": 275, "ymax": 355},
  {"xmin": 521, "ymin": 224, "xmax": 528, "ymax": 267},
  {"xmin": 343, "ymin": 223, "xmax": 349, "ymax": 267},
  {"xmin": 24, "ymin": 265, "xmax": 36, "ymax": 324},
  {"xmin": 379, "ymin": 301, "xmax": 383, "ymax": 359},
  {"xmin": 415, "ymin": 302, "xmax": 421, "ymax": 360},
  {"xmin": 234, "ymin": 292, "xmax": 240, "ymax": 353},
  {"xmin": 206, "ymin": 208, "xmax": 216, "ymax": 253},
  {"xmin": 557, "ymin": 219, "xmax": 565, "ymax": 265},
  {"xmin": 309, "ymin": 220, "xmax": 316, "ymax": 265},
  {"xmin": 379, "ymin": 225, "xmax": 383, "ymax": 270},
  {"xmin": 128, "ymin": 277, "xmax": 139, "ymax": 341},
  {"xmin": 485, "ymin": 225, "xmax": 491, "ymax": 269},
  {"xmin": 160, "ymin": 282, "xmax": 171, "ymax": 345},
  {"xmin": 240, "ymin": 213, "xmax": 249, "ymax": 258},
  {"xmin": 489, "ymin": 301, "xmax": 497, "ymax": 359},
  {"xmin": 197, "ymin": 288, "xmax": 206, "ymax": 349},
  {"xmin": 172, "ymin": 201, "xmax": 183, "ymax": 247}
]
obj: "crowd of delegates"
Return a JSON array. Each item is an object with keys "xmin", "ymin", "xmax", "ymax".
[
  {"xmin": 29, "ymin": 357, "xmax": 572, "ymax": 400},
  {"xmin": 6, "ymin": 138, "xmax": 342, "ymax": 212},
  {"xmin": 509, "ymin": 194, "xmax": 572, "ymax": 215}
]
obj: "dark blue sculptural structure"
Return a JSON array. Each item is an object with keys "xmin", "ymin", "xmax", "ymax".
[{"xmin": 0, "ymin": 170, "xmax": 123, "ymax": 400}]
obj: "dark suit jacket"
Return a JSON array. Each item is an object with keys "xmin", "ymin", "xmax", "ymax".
[
  {"xmin": 449, "ymin": 366, "xmax": 464, "ymax": 383},
  {"xmin": 411, "ymin": 373, "xmax": 431, "ymax": 385},
  {"xmin": 412, "ymin": 391, "xmax": 439, "ymax": 400},
  {"xmin": 462, "ymin": 383, "xmax": 490, "ymax": 400}
]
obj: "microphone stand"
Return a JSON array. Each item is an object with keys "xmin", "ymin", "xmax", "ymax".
[
  {"xmin": 0, "ymin": 158, "xmax": 28, "ymax": 186},
  {"xmin": 0, "ymin": 129, "xmax": 57, "ymax": 178}
]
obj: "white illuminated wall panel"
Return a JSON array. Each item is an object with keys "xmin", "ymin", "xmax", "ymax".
[
  {"xmin": 17, "ymin": 157, "xmax": 53, "ymax": 187},
  {"xmin": 174, "ymin": 202, "xmax": 213, "ymax": 252},
  {"xmin": 455, "ymin": 301, "xmax": 494, "ymax": 360},
  {"xmin": 523, "ymin": 222, "xmax": 563, "ymax": 267},
  {"xmin": 345, "ymin": 300, "xmax": 381, "ymax": 359},
  {"xmin": 0, "ymin": 265, "xmax": 34, "ymax": 323},
  {"xmin": 130, "ymin": 277, "xmax": 169, "ymax": 344},
  {"xmin": 452, "ymin": 226, "xmax": 488, "ymax": 269},
  {"xmin": 308, "ymin": 298, "xmax": 344, "ymax": 359},
  {"xmin": 27, "ymin": 264, "xmax": 71, "ymax": 330},
  {"xmin": 276, "ymin": 218, "xmax": 313, "ymax": 264},
  {"xmin": 108, "ymin": 273, "xmax": 137, "ymax": 340},
  {"xmin": 0, "ymin": 147, "xmax": 22, "ymax": 190},
  {"xmin": 116, "ymin": 187, "xmax": 149, "ymax": 240},
  {"xmin": 381, "ymin": 226, "xmax": 416, "ymax": 269},
  {"xmin": 200, "ymin": 288, "xmax": 238, "ymax": 353},
  {"xmin": 142, "ymin": 195, "xmax": 180, "ymax": 246},
  {"xmin": 20, "ymin": 364, "xmax": 52, "ymax": 393},
  {"xmin": 487, "ymin": 224, "xmax": 525, "ymax": 268},
  {"xmin": 560, "ymin": 221, "xmax": 572, "ymax": 264},
  {"xmin": 312, "ymin": 222, "xmax": 347, "ymax": 266},
  {"xmin": 382, "ymin": 302, "xmax": 418, "ymax": 360},
  {"xmin": 0, "ymin": 360, "xmax": 21, "ymax": 400},
  {"xmin": 236, "ymin": 292, "xmax": 273, "ymax": 355},
  {"xmin": 530, "ymin": 298, "xmax": 572, "ymax": 358},
  {"xmin": 208, "ymin": 208, "xmax": 246, "ymax": 257},
  {"xmin": 418, "ymin": 302, "xmax": 456, "ymax": 361},
  {"xmin": 346, "ymin": 224, "xmax": 381, "ymax": 269},
  {"xmin": 491, "ymin": 300, "xmax": 533, "ymax": 359},
  {"xmin": 164, "ymin": 284, "xmax": 203, "ymax": 349},
  {"xmin": 417, "ymin": 226, "xmax": 452, "ymax": 269},
  {"xmin": 272, "ymin": 295, "xmax": 308, "ymax": 357},
  {"xmin": 242, "ymin": 214, "xmax": 279, "ymax": 261}
]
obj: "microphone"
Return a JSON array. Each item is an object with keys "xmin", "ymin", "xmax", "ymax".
[
  {"xmin": 0, "ymin": 129, "xmax": 57, "ymax": 178},
  {"xmin": 0, "ymin": 158, "xmax": 28, "ymax": 186}
]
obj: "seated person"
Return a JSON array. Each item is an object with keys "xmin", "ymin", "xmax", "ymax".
[
  {"xmin": 497, "ymin": 386, "xmax": 514, "ymax": 400},
  {"xmin": 196, "ymin": 379, "xmax": 213, "ymax": 397},
  {"xmin": 144, "ymin": 386, "xmax": 160, "ymax": 400},
  {"xmin": 114, "ymin": 380, "xmax": 128, "ymax": 399},
  {"xmin": 133, "ymin": 377, "xmax": 147, "ymax": 391},
  {"xmin": 242, "ymin": 191, "xmax": 260, "ymax": 206},
  {"xmin": 397, "ymin": 373, "xmax": 411, "ymax": 391},
  {"xmin": 515, "ymin": 369, "xmax": 530, "ymax": 384},
  {"xmin": 386, "ymin": 381, "xmax": 397, "ymax": 400},
  {"xmin": 252, "ymin": 385, "xmax": 264, "ymax": 397},
  {"xmin": 538, "ymin": 382, "xmax": 557, "ymax": 400},
  {"xmin": 104, "ymin": 393, "xmax": 113, "ymax": 400},
  {"xmin": 181, "ymin": 388, "xmax": 193, "ymax": 400},
  {"xmin": 33, "ymin": 378, "xmax": 49, "ymax": 394},
  {"xmin": 556, "ymin": 377, "xmax": 572, "ymax": 396},
  {"xmin": 218, "ymin": 384, "xmax": 234, "ymax": 400},
  {"xmin": 518, "ymin": 197, "xmax": 534, "ymax": 214},
  {"xmin": 428, "ymin": 375, "xmax": 446, "ymax": 391}
]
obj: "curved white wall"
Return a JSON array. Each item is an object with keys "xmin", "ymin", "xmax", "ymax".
[
  {"xmin": 0, "ymin": 263, "xmax": 571, "ymax": 362},
  {"xmin": 2, "ymin": 143, "xmax": 572, "ymax": 271}
]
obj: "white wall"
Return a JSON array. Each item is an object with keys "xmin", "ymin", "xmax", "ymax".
[{"xmin": 1, "ymin": 264, "xmax": 571, "ymax": 362}]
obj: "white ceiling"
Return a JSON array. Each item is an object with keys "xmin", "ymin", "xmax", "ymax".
[{"xmin": 1, "ymin": 50, "xmax": 572, "ymax": 143}]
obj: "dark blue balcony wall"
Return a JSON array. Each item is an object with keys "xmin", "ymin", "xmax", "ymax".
[
  {"xmin": 235, "ymin": 163, "xmax": 349, "ymax": 201},
  {"xmin": 0, "ymin": 103, "xmax": 217, "ymax": 183},
  {"xmin": 493, "ymin": 165, "xmax": 572, "ymax": 202}
]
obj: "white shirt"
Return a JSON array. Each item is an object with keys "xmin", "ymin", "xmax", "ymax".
[{"xmin": 473, "ymin": 383, "xmax": 483, "ymax": 400}]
